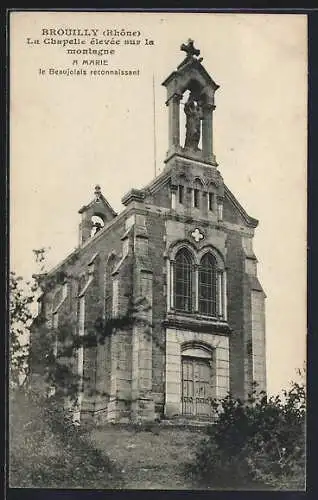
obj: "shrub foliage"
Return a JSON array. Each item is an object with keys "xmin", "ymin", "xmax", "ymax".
[
  {"xmin": 9, "ymin": 388, "xmax": 122, "ymax": 488},
  {"xmin": 189, "ymin": 382, "xmax": 306, "ymax": 490}
]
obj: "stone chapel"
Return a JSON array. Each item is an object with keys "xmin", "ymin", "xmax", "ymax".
[{"xmin": 34, "ymin": 40, "xmax": 266, "ymax": 423}]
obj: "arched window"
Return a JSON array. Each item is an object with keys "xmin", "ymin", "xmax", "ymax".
[
  {"xmin": 105, "ymin": 254, "xmax": 116, "ymax": 319},
  {"xmin": 91, "ymin": 214, "xmax": 105, "ymax": 237},
  {"xmin": 174, "ymin": 248, "xmax": 193, "ymax": 312},
  {"xmin": 177, "ymin": 174, "xmax": 188, "ymax": 206},
  {"xmin": 193, "ymin": 178, "xmax": 203, "ymax": 209},
  {"xmin": 199, "ymin": 253, "xmax": 217, "ymax": 316}
]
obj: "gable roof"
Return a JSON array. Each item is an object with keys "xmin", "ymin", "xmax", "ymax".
[
  {"xmin": 224, "ymin": 185, "xmax": 258, "ymax": 228},
  {"xmin": 78, "ymin": 193, "xmax": 117, "ymax": 217},
  {"xmin": 139, "ymin": 165, "xmax": 259, "ymax": 229},
  {"xmin": 162, "ymin": 58, "xmax": 219, "ymax": 92}
]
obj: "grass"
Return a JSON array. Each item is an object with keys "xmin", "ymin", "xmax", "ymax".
[
  {"xmin": 9, "ymin": 389, "xmax": 208, "ymax": 489},
  {"xmin": 90, "ymin": 422, "xmax": 208, "ymax": 489},
  {"xmin": 9, "ymin": 389, "xmax": 306, "ymax": 490}
]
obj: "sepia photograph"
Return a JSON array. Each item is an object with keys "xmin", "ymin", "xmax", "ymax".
[{"xmin": 9, "ymin": 10, "xmax": 307, "ymax": 490}]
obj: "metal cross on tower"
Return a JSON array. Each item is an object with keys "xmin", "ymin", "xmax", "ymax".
[{"xmin": 180, "ymin": 39, "xmax": 200, "ymax": 58}]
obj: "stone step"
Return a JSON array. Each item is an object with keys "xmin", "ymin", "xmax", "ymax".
[{"xmin": 159, "ymin": 417, "xmax": 215, "ymax": 428}]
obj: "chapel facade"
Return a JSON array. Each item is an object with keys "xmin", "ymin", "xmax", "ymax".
[{"xmin": 34, "ymin": 40, "xmax": 266, "ymax": 423}]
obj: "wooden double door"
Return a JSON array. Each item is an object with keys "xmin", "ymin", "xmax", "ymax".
[{"xmin": 181, "ymin": 356, "xmax": 213, "ymax": 417}]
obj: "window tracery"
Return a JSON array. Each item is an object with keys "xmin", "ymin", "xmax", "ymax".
[{"xmin": 169, "ymin": 243, "xmax": 227, "ymax": 319}]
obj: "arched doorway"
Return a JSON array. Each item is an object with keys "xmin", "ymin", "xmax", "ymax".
[{"xmin": 181, "ymin": 344, "xmax": 214, "ymax": 417}]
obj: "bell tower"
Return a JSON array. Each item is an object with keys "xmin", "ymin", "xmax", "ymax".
[
  {"xmin": 162, "ymin": 39, "xmax": 219, "ymax": 166},
  {"xmin": 78, "ymin": 185, "xmax": 117, "ymax": 246}
]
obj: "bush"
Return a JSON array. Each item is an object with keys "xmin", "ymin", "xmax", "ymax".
[
  {"xmin": 9, "ymin": 388, "xmax": 123, "ymax": 488},
  {"xmin": 188, "ymin": 382, "xmax": 306, "ymax": 490}
]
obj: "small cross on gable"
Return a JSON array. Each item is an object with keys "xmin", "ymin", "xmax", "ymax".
[
  {"xmin": 191, "ymin": 228, "xmax": 204, "ymax": 243},
  {"xmin": 178, "ymin": 39, "xmax": 203, "ymax": 69}
]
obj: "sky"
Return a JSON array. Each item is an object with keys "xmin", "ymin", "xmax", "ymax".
[{"xmin": 10, "ymin": 11, "xmax": 307, "ymax": 396}]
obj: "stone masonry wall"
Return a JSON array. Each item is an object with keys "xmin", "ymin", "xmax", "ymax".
[
  {"xmin": 225, "ymin": 231, "xmax": 246, "ymax": 401},
  {"xmin": 251, "ymin": 289, "xmax": 266, "ymax": 392},
  {"xmin": 42, "ymin": 216, "xmax": 130, "ymax": 421},
  {"xmin": 146, "ymin": 212, "xmax": 167, "ymax": 415}
]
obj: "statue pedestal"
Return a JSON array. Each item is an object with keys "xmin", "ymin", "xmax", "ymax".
[{"xmin": 165, "ymin": 148, "xmax": 218, "ymax": 167}]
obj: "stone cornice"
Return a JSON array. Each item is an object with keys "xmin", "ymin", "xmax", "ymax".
[
  {"xmin": 163, "ymin": 314, "xmax": 231, "ymax": 335},
  {"xmin": 164, "ymin": 211, "xmax": 255, "ymax": 237},
  {"xmin": 121, "ymin": 203, "xmax": 255, "ymax": 237},
  {"xmin": 121, "ymin": 188, "xmax": 146, "ymax": 206},
  {"xmin": 165, "ymin": 150, "xmax": 218, "ymax": 167}
]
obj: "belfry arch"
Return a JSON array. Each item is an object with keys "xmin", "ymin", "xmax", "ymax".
[{"xmin": 162, "ymin": 39, "xmax": 219, "ymax": 165}]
